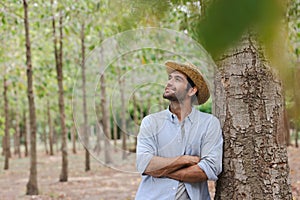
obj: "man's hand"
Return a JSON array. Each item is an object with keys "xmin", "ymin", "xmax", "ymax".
[
  {"xmin": 167, "ymin": 164, "xmax": 208, "ymax": 183},
  {"xmin": 182, "ymin": 155, "xmax": 200, "ymax": 166}
]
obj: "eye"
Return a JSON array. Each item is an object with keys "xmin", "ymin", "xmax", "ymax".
[{"xmin": 175, "ymin": 76, "xmax": 183, "ymax": 82}]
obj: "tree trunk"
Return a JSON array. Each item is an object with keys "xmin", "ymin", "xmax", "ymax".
[
  {"xmin": 47, "ymin": 98, "xmax": 54, "ymax": 155},
  {"xmin": 118, "ymin": 68, "xmax": 127, "ymax": 160},
  {"xmin": 295, "ymin": 127, "xmax": 299, "ymax": 148},
  {"xmin": 54, "ymin": 128, "xmax": 59, "ymax": 153},
  {"xmin": 51, "ymin": 2, "xmax": 68, "ymax": 181},
  {"xmin": 1, "ymin": 136, "xmax": 4, "ymax": 156},
  {"xmin": 99, "ymin": 45, "xmax": 112, "ymax": 164},
  {"xmin": 113, "ymin": 120, "xmax": 117, "ymax": 151},
  {"xmin": 139, "ymin": 99, "xmax": 144, "ymax": 122},
  {"xmin": 80, "ymin": 22, "xmax": 90, "ymax": 171},
  {"xmin": 23, "ymin": 0, "xmax": 39, "ymax": 195},
  {"xmin": 3, "ymin": 72, "xmax": 10, "ymax": 170},
  {"xmin": 293, "ymin": 66, "xmax": 299, "ymax": 148},
  {"xmin": 132, "ymin": 93, "xmax": 138, "ymax": 152},
  {"xmin": 58, "ymin": 11, "xmax": 68, "ymax": 182},
  {"xmin": 214, "ymin": 34, "xmax": 292, "ymax": 199},
  {"xmin": 71, "ymin": 125, "xmax": 77, "ymax": 154},
  {"xmin": 94, "ymin": 123, "xmax": 101, "ymax": 155},
  {"xmin": 283, "ymin": 100, "xmax": 290, "ymax": 146},
  {"xmin": 100, "ymin": 73, "xmax": 112, "ymax": 164},
  {"xmin": 43, "ymin": 121, "xmax": 49, "ymax": 155},
  {"xmin": 14, "ymin": 93, "xmax": 21, "ymax": 158},
  {"xmin": 24, "ymin": 110, "xmax": 29, "ymax": 157}
]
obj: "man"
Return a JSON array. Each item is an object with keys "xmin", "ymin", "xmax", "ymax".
[{"xmin": 135, "ymin": 60, "xmax": 223, "ymax": 200}]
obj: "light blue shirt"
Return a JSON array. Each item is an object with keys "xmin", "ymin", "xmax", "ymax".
[{"xmin": 135, "ymin": 107, "xmax": 223, "ymax": 200}]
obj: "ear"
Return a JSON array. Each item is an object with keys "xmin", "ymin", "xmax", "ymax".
[{"xmin": 188, "ymin": 87, "xmax": 198, "ymax": 97}]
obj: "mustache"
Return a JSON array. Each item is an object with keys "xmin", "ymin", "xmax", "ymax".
[
  {"xmin": 165, "ymin": 84, "xmax": 176, "ymax": 91},
  {"xmin": 165, "ymin": 86, "xmax": 176, "ymax": 91}
]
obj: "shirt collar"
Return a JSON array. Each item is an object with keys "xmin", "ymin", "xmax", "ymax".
[{"xmin": 166, "ymin": 106, "xmax": 196, "ymax": 124}]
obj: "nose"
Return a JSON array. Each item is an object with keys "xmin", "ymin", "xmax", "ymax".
[{"xmin": 166, "ymin": 78, "xmax": 173, "ymax": 87}]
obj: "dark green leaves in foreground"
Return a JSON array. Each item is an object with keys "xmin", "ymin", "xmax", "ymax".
[{"xmin": 192, "ymin": 0, "xmax": 282, "ymax": 58}]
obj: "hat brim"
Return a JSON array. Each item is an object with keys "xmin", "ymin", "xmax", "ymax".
[{"xmin": 165, "ymin": 61, "xmax": 210, "ymax": 105}]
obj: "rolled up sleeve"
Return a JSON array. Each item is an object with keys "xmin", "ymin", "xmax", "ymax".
[
  {"xmin": 136, "ymin": 116, "xmax": 156, "ymax": 174},
  {"xmin": 198, "ymin": 116, "xmax": 223, "ymax": 181}
]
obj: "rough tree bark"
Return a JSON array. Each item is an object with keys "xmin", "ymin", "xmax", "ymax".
[
  {"xmin": 214, "ymin": 34, "xmax": 292, "ymax": 199},
  {"xmin": 23, "ymin": 0, "xmax": 38, "ymax": 195}
]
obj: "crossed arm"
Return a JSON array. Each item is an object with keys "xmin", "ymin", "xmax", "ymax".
[{"xmin": 144, "ymin": 155, "xmax": 208, "ymax": 183}]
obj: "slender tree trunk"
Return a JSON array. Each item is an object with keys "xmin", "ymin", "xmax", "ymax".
[
  {"xmin": 99, "ymin": 46, "xmax": 112, "ymax": 164},
  {"xmin": 23, "ymin": 0, "xmax": 38, "ymax": 195},
  {"xmin": 58, "ymin": 11, "xmax": 68, "ymax": 182},
  {"xmin": 113, "ymin": 120, "xmax": 117, "ymax": 151},
  {"xmin": 14, "ymin": 122, "xmax": 21, "ymax": 158},
  {"xmin": 71, "ymin": 125, "xmax": 77, "ymax": 154},
  {"xmin": 94, "ymin": 123, "xmax": 101, "ymax": 155},
  {"xmin": 51, "ymin": 2, "xmax": 68, "ymax": 181},
  {"xmin": 24, "ymin": 110, "xmax": 29, "ymax": 157},
  {"xmin": 283, "ymin": 99, "xmax": 290, "ymax": 146},
  {"xmin": 293, "ymin": 66, "xmax": 300, "ymax": 148},
  {"xmin": 214, "ymin": 34, "xmax": 292, "ymax": 199},
  {"xmin": 118, "ymin": 68, "xmax": 127, "ymax": 159},
  {"xmin": 80, "ymin": 22, "xmax": 90, "ymax": 171},
  {"xmin": 147, "ymin": 98, "xmax": 151, "ymax": 115},
  {"xmin": 132, "ymin": 93, "xmax": 138, "ymax": 152},
  {"xmin": 295, "ymin": 127, "xmax": 299, "ymax": 148},
  {"xmin": 3, "ymin": 72, "xmax": 10, "ymax": 170},
  {"xmin": 47, "ymin": 98, "xmax": 54, "ymax": 155},
  {"xmin": 1, "ymin": 137, "xmax": 4, "ymax": 156},
  {"xmin": 54, "ymin": 128, "xmax": 59, "ymax": 153},
  {"xmin": 14, "ymin": 93, "xmax": 21, "ymax": 158},
  {"xmin": 100, "ymin": 72, "xmax": 112, "ymax": 164},
  {"xmin": 139, "ymin": 99, "xmax": 144, "ymax": 122},
  {"xmin": 43, "ymin": 121, "xmax": 49, "ymax": 155}
]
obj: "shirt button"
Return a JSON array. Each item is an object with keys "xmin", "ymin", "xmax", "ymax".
[{"xmin": 173, "ymin": 187, "xmax": 176, "ymax": 190}]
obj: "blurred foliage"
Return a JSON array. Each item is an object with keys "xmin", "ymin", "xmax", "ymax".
[
  {"xmin": 190, "ymin": 0, "xmax": 282, "ymax": 58},
  {"xmin": 0, "ymin": 0, "xmax": 299, "ymax": 144},
  {"xmin": 286, "ymin": 0, "xmax": 300, "ymax": 127},
  {"xmin": 198, "ymin": 98, "xmax": 212, "ymax": 114}
]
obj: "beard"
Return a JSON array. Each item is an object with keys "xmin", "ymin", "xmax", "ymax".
[
  {"xmin": 163, "ymin": 92, "xmax": 178, "ymax": 101},
  {"xmin": 163, "ymin": 87, "xmax": 187, "ymax": 102}
]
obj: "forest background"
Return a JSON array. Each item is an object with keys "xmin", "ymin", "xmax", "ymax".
[{"xmin": 0, "ymin": 0, "xmax": 300, "ymax": 199}]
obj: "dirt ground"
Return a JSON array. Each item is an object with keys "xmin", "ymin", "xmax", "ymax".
[{"xmin": 0, "ymin": 146, "xmax": 299, "ymax": 200}]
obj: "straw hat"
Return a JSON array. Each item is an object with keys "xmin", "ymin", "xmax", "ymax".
[{"xmin": 165, "ymin": 60, "xmax": 210, "ymax": 105}]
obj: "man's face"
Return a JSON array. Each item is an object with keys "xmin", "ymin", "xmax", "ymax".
[{"xmin": 163, "ymin": 71, "xmax": 192, "ymax": 102}]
